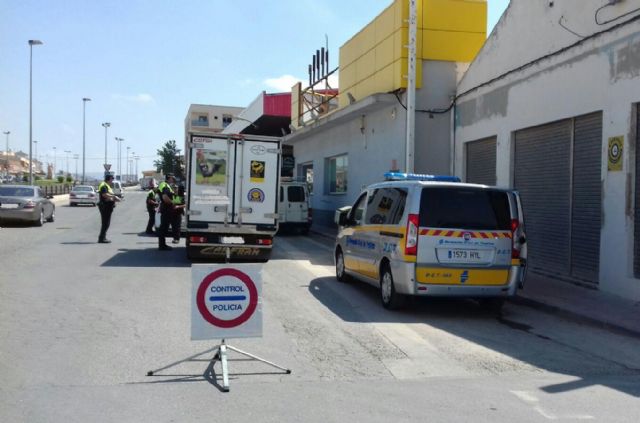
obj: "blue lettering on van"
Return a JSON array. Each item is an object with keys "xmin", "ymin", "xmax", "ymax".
[
  {"xmin": 460, "ymin": 270, "xmax": 469, "ymax": 284},
  {"xmin": 383, "ymin": 243, "xmax": 397, "ymax": 253},
  {"xmin": 347, "ymin": 237, "xmax": 376, "ymax": 250}
]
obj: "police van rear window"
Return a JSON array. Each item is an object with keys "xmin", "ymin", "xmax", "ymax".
[
  {"xmin": 420, "ymin": 187, "xmax": 510, "ymax": 230},
  {"xmin": 287, "ymin": 186, "xmax": 306, "ymax": 202}
]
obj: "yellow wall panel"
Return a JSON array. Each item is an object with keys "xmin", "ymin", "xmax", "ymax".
[
  {"xmin": 375, "ymin": 36, "xmax": 395, "ymax": 72},
  {"xmin": 375, "ymin": 5, "xmax": 396, "ymax": 43},
  {"xmin": 337, "ymin": 0, "xmax": 486, "ymax": 109},
  {"xmin": 423, "ymin": 0, "xmax": 487, "ymax": 33},
  {"xmin": 422, "ymin": 29, "xmax": 486, "ymax": 62}
]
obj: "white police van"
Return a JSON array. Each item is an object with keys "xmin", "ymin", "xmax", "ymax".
[{"xmin": 334, "ymin": 173, "xmax": 527, "ymax": 311}]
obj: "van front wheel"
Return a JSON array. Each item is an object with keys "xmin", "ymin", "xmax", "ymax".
[{"xmin": 380, "ymin": 265, "xmax": 404, "ymax": 310}]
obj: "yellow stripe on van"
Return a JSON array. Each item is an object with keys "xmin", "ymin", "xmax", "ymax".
[{"xmin": 416, "ymin": 267, "xmax": 509, "ymax": 285}]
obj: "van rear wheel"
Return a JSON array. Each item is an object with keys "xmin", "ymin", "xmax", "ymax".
[{"xmin": 380, "ymin": 264, "xmax": 404, "ymax": 310}]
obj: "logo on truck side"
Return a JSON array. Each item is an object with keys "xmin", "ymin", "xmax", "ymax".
[
  {"xmin": 250, "ymin": 145, "xmax": 266, "ymax": 155},
  {"xmin": 247, "ymin": 188, "xmax": 265, "ymax": 203}
]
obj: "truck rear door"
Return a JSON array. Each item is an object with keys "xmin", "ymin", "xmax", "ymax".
[
  {"xmin": 233, "ymin": 138, "xmax": 280, "ymax": 226},
  {"xmin": 188, "ymin": 135, "xmax": 234, "ymax": 224}
]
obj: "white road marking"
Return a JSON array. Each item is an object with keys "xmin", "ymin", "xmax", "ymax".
[{"xmin": 511, "ymin": 390, "xmax": 594, "ymax": 420}]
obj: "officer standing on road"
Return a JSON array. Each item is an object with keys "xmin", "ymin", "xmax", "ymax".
[
  {"xmin": 171, "ymin": 184, "xmax": 186, "ymax": 244},
  {"xmin": 145, "ymin": 186, "xmax": 159, "ymax": 234},
  {"xmin": 157, "ymin": 174, "xmax": 176, "ymax": 251},
  {"xmin": 98, "ymin": 173, "xmax": 120, "ymax": 243}
]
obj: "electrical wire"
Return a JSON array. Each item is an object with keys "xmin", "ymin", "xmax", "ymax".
[
  {"xmin": 595, "ymin": 2, "xmax": 640, "ymax": 25},
  {"xmin": 559, "ymin": 15, "xmax": 587, "ymax": 38},
  {"xmin": 393, "ymin": 12, "xmax": 640, "ymax": 115}
]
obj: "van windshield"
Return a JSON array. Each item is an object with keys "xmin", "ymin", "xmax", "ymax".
[
  {"xmin": 420, "ymin": 187, "xmax": 511, "ymax": 230},
  {"xmin": 287, "ymin": 186, "xmax": 305, "ymax": 202}
]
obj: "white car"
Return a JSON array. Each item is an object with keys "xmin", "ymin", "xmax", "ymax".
[
  {"xmin": 112, "ymin": 180, "xmax": 124, "ymax": 198},
  {"xmin": 69, "ymin": 185, "xmax": 98, "ymax": 206}
]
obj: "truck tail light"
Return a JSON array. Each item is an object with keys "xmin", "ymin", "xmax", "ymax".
[
  {"xmin": 189, "ymin": 236, "xmax": 207, "ymax": 243},
  {"xmin": 405, "ymin": 214, "xmax": 419, "ymax": 256},
  {"xmin": 257, "ymin": 238, "xmax": 272, "ymax": 246},
  {"xmin": 511, "ymin": 218, "xmax": 520, "ymax": 259}
]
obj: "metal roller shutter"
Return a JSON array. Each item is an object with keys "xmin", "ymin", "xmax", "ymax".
[
  {"xmin": 466, "ymin": 137, "xmax": 497, "ymax": 185},
  {"xmin": 515, "ymin": 120, "xmax": 572, "ymax": 277},
  {"xmin": 571, "ymin": 112, "xmax": 602, "ymax": 284},
  {"xmin": 635, "ymin": 105, "xmax": 640, "ymax": 277},
  {"xmin": 515, "ymin": 113, "xmax": 602, "ymax": 285}
]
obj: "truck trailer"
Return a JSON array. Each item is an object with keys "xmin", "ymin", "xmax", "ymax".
[{"xmin": 184, "ymin": 133, "xmax": 281, "ymax": 262}]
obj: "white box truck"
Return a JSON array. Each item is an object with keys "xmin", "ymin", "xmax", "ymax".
[{"xmin": 185, "ymin": 133, "xmax": 281, "ymax": 262}]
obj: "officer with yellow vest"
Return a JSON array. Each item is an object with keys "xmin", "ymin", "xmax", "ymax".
[
  {"xmin": 158, "ymin": 174, "xmax": 176, "ymax": 250},
  {"xmin": 171, "ymin": 184, "xmax": 186, "ymax": 244},
  {"xmin": 97, "ymin": 173, "xmax": 121, "ymax": 243}
]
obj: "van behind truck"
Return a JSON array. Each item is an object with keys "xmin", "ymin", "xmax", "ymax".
[{"xmin": 278, "ymin": 178, "xmax": 311, "ymax": 234}]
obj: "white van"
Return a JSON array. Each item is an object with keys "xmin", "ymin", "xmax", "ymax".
[
  {"xmin": 334, "ymin": 172, "xmax": 527, "ymax": 311},
  {"xmin": 112, "ymin": 180, "xmax": 124, "ymax": 198},
  {"xmin": 279, "ymin": 179, "xmax": 311, "ymax": 234}
]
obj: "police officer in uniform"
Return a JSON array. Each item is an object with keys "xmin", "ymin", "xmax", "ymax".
[
  {"xmin": 98, "ymin": 173, "xmax": 120, "ymax": 243},
  {"xmin": 145, "ymin": 186, "xmax": 159, "ymax": 234},
  {"xmin": 171, "ymin": 185, "xmax": 186, "ymax": 243},
  {"xmin": 158, "ymin": 174, "xmax": 176, "ymax": 250}
]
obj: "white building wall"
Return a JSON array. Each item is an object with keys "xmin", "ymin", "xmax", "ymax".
[{"xmin": 455, "ymin": 0, "xmax": 640, "ymax": 300}]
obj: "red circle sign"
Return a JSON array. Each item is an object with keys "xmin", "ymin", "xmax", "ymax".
[{"xmin": 196, "ymin": 268, "xmax": 258, "ymax": 328}]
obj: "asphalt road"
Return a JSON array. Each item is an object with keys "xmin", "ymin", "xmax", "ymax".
[{"xmin": 1, "ymin": 190, "xmax": 639, "ymax": 422}]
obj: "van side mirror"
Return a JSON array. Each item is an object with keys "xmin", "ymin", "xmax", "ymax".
[{"xmin": 335, "ymin": 206, "xmax": 352, "ymax": 226}]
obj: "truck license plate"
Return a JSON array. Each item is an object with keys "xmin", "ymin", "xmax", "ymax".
[{"xmin": 221, "ymin": 236, "xmax": 244, "ymax": 244}]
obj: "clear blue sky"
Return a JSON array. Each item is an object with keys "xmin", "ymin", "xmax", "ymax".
[{"xmin": 1, "ymin": 0, "xmax": 509, "ymax": 177}]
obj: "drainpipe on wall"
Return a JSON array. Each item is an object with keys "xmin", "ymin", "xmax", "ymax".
[{"xmin": 405, "ymin": 0, "xmax": 417, "ymax": 173}]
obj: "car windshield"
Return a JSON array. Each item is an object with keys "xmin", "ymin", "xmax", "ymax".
[
  {"xmin": 0, "ymin": 187, "xmax": 35, "ymax": 197},
  {"xmin": 73, "ymin": 186, "xmax": 94, "ymax": 192}
]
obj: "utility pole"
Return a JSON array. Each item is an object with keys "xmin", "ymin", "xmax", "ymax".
[{"xmin": 73, "ymin": 154, "xmax": 79, "ymax": 181}]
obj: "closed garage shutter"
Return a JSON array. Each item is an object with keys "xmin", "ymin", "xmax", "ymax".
[
  {"xmin": 571, "ymin": 113, "xmax": 602, "ymax": 283},
  {"xmin": 515, "ymin": 120, "xmax": 572, "ymax": 277},
  {"xmin": 466, "ymin": 137, "xmax": 497, "ymax": 185},
  {"xmin": 635, "ymin": 105, "xmax": 640, "ymax": 277},
  {"xmin": 515, "ymin": 112, "xmax": 602, "ymax": 286}
]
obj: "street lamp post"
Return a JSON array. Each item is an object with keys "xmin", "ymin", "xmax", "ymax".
[
  {"xmin": 28, "ymin": 39, "xmax": 43, "ymax": 184},
  {"xmin": 101, "ymin": 122, "xmax": 111, "ymax": 169},
  {"xmin": 134, "ymin": 155, "xmax": 139, "ymax": 182},
  {"xmin": 115, "ymin": 137, "xmax": 124, "ymax": 180},
  {"xmin": 33, "ymin": 140, "xmax": 38, "ymax": 174},
  {"xmin": 2, "ymin": 131, "xmax": 9, "ymax": 175},
  {"xmin": 64, "ymin": 150, "xmax": 71, "ymax": 177},
  {"xmin": 126, "ymin": 146, "xmax": 130, "ymax": 183},
  {"xmin": 73, "ymin": 154, "xmax": 79, "ymax": 181},
  {"xmin": 82, "ymin": 98, "xmax": 91, "ymax": 183},
  {"xmin": 53, "ymin": 146, "xmax": 57, "ymax": 177}
]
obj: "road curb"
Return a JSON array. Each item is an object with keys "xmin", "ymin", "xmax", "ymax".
[{"xmin": 511, "ymin": 295, "xmax": 640, "ymax": 340}]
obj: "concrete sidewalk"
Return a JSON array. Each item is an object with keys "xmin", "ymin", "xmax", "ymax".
[{"xmin": 310, "ymin": 223, "xmax": 640, "ymax": 339}]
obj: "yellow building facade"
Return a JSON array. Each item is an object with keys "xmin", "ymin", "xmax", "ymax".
[{"xmin": 338, "ymin": 0, "xmax": 486, "ymax": 108}]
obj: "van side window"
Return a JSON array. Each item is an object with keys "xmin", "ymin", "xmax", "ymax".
[
  {"xmin": 365, "ymin": 188, "xmax": 407, "ymax": 225},
  {"xmin": 280, "ymin": 186, "xmax": 284, "ymax": 202},
  {"xmin": 349, "ymin": 193, "xmax": 367, "ymax": 226}
]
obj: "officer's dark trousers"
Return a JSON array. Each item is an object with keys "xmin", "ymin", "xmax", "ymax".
[
  {"xmin": 146, "ymin": 207, "xmax": 155, "ymax": 233},
  {"xmin": 158, "ymin": 210, "xmax": 173, "ymax": 248},
  {"xmin": 98, "ymin": 203, "xmax": 114, "ymax": 241},
  {"xmin": 172, "ymin": 212, "xmax": 182, "ymax": 241}
]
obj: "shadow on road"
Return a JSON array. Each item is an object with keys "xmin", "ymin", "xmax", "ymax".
[
  {"xmin": 101, "ymin": 247, "xmax": 191, "ymax": 267},
  {"xmin": 307, "ymin": 275, "xmax": 640, "ymax": 397}
]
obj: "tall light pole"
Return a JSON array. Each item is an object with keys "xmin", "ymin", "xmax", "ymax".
[
  {"xmin": 28, "ymin": 39, "xmax": 43, "ymax": 184},
  {"xmin": 115, "ymin": 137, "xmax": 124, "ymax": 180},
  {"xmin": 64, "ymin": 150, "xmax": 71, "ymax": 177},
  {"xmin": 73, "ymin": 154, "xmax": 79, "ymax": 181},
  {"xmin": 2, "ymin": 131, "xmax": 9, "ymax": 175},
  {"xmin": 53, "ymin": 146, "xmax": 57, "ymax": 177},
  {"xmin": 134, "ymin": 155, "xmax": 139, "ymax": 182},
  {"xmin": 101, "ymin": 122, "xmax": 111, "ymax": 169},
  {"xmin": 33, "ymin": 140, "xmax": 38, "ymax": 176},
  {"xmin": 126, "ymin": 146, "xmax": 130, "ymax": 183},
  {"xmin": 82, "ymin": 97, "xmax": 91, "ymax": 183}
]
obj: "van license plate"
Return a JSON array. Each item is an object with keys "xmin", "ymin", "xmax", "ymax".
[
  {"xmin": 221, "ymin": 236, "xmax": 244, "ymax": 244},
  {"xmin": 441, "ymin": 249, "xmax": 485, "ymax": 263}
]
